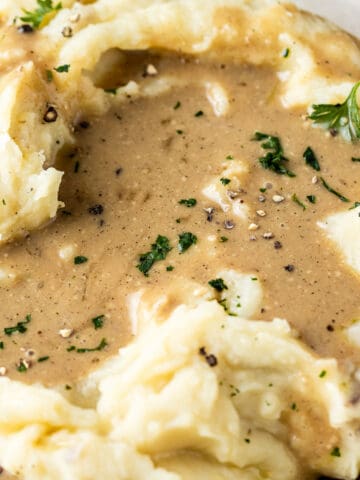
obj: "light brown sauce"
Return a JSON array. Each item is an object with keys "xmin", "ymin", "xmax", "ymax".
[{"xmin": 0, "ymin": 53, "xmax": 359, "ymax": 479}]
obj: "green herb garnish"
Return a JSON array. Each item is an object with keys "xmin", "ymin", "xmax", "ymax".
[
  {"xmin": 320, "ymin": 177, "xmax": 350, "ymax": 203},
  {"xmin": 309, "ymin": 82, "xmax": 360, "ymax": 141},
  {"xmin": 176, "ymin": 129, "xmax": 184, "ymax": 135},
  {"xmin": 137, "ymin": 235, "xmax": 172, "ymax": 276},
  {"xmin": 307, "ymin": 195, "xmax": 316, "ymax": 204},
  {"xmin": 208, "ymin": 278, "xmax": 228, "ymax": 292},
  {"xmin": 291, "ymin": 194, "xmax": 306, "ymax": 210},
  {"xmin": 226, "ymin": 155, "xmax": 234, "ymax": 160},
  {"xmin": 68, "ymin": 338, "xmax": 108, "ymax": 354},
  {"xmin": 38, "ymin": 356, "xmax": 49, "ymax": 362},
  {"xmin": 220, "ymin": 178, "xmax": 231, "ymax": 185},
  {"xmin": 92, "ymin": 315, "xmax": 105, "ymax": 330},
  {"xmin": 350, "ymin": 201, "xmax": 360, "ymax": 210},
  {"xmin": 330, "ymin": 447, "xmax": 341, "ymax": 458},
  {"xmin": 20, "ymin": 0, "xmax": 62, "ymax": 29},
  {"xmin": 178, "ymin": 232, "xmax": 197, "ymax": 253},
  {"xmin": 253, "ymin": 132, "xmax": 295, "ymax": 177},
  {"xmin": 282, "ymin": 48, "xmax": 290, "ymax": 58},
  {"xmin": 46, "ymin": 69, "xmax": 53, "ymax": 82},
  {"xmin": 74, "ymin": 256, "xmax": 88, "ymax": 265},
  {"xmin": 4, "ymin": 314, "xmax": 31, "ymax": 336},
  {"xmin": 0, "ymin": 342, "xmax": 4, "ymax": 349},
  {"xmin": 220, "ymin": 236, "xmax": 228, "ymax": 242},
  {"xmin": 54, "ymin": 64, "xmax": 70, "ymax": 73},
  {"xmin": 195, "ymin": 110, "xmax": 204, "ymax": 117},
  {"xmin": 303, "ymin": 146, "xmax": 320, "ymax": 171},
  {"xmin": 352, "ymin": 157, "xmax": 360, "ymax": 162},
  {"xmin": 17, "ymin": 361, "xmax": 28, "ymax": 373},
  {"xmin": 104, "ymin": 88, "xmax": 118, "ymax": 95},
  {"xmin": 178, "ymin": 198, "xmax": 197, "ymax": 207},
  {"xmin": 319, "ymin": 370, "xmax": 327, "ymax": 378},
  {"xmin": 166, "ymin": 265, "xmax": 174, "ymax": 271},
  {"xmin": 173, "ymin": 101, "xmax": 181, "ymax": 110}
]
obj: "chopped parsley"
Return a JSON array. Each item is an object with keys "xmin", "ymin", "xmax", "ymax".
[
  {"xmin": 104, "ymin": 88, "xmax": 118, "ymax": 95},
  {"xmin": 220, "ymin": 177, "xmax": 231, "ymax": 185},
  {"xmin": 303, "ymin": 146, "xmax": 320, "ymax": 171},
  {"xmin": 17, "ymin": 361, "xmax": 28, "ymax": 373},
  {"xmin": 309, "ymin": 81, "xmax": 360, "ymax": 142},
  {"xmin": 38, "ymin": 356, "xmax": 50, "ymax": 362},
  {"xmin": 352, "ymin": 157, "xmax": 360, "ymax": 162},
  {"xmin": 74, "ymin": 255, "xmax": 88, "ymax": 265},
  {"xmin": 290, "ymin": 402, "xmax": 298, "ymax": 411},
  {"xmin": 282, "ymin": 48, "xmax": 290, "ymax": 58},
  {"xmin": 208, "ymin": 278, "xmax": 228, "ymax": 292},
  {"xmin": 166, "ymin": 265, "xmax": 174, "ymax": 271},
  {"xmin": 320, "ymin": 177, "xmax": 350, "ymax": 203},
  {"xmin": 226, "ymin": 155, "xmax": 234, "ymax": 160},
  {"xmin": 92, "ymin": 315, "xmax": 105, "ymax": 330},
  {"xmin": 330, "ymin": 447, "xmax": 341, "ymax": 458},
  {"xmin": 4, "ymin": 314, "xmax": 31, "ymax": 336},
  {"xmin": 173, "ymin": 101, "xmax": 181, "ymax": 110},
  {"xmin": 68, "ymin": 338, "xmax": 108, "ymax": 353},
  {"xmin": 307, "ymin": 195, "xmax": 316, "ymax": 204},
  {"xmin": 20, "ymin": 0, "xmax": 62, "ymax": 29},
  {"xmin": 253, "ymin": 132, "xmax": 295, "ymax": 177},
  {"xmin": 220, "ymin": 236, "xmax": 228, "ymax": 242},
  {"xmin": 176, "ymin": 129, "xmax": 183, "ymax": 135},
  {"xmin": 54, "ymin": 64, "xmax": 70, "ymax": 73},
  {"xmin": 178, "ymin": 198, "xmax": 197, "ymax": 207},
  {"xmin": 319, "ymin": 370, "xmax": 327, "ymax": 378},
  {"xmin": 350, "ymin": 201, "xmax": 360, "ymax": 210},
  {"xmin": 0, "ymin": 342, "xmax": 4, "ymax": 349},
  {"xmin": 178, "ymin": 232, "xmax": 197, "ymax": 253},
  {"xmin": 137, "ymin": 235, "xmax": 172, "ymax": 275},
  {"xmin": 195, "ymin": 110, "xmax": 204, "ymax": 117},
  {"xmin": 291, "ymin": 193, "xmax": 306, "ymax": 210},
  {"xmin": 46, "ymin": 69, "xmax": 53, "ymax": 82}
]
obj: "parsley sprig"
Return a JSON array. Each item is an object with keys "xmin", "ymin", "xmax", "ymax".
[
  {"xmin": 20, "ymin": 0, "xmax": 62, "ymax": 29},
  {"xmin": 4, "ymin": 314, "xmax": 31, "ymax": 336},
  {"xmin": 309, "ymin": 82, "xmax": 360, "ymax": 142},
  {"xmin": 253, "ymin": 132, "xmax": 295, "ymax": 177}
]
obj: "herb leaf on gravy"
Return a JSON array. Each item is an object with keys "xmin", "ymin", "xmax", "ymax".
[
  {"xmin": 4, "ymin": 314, "xmax": 31, "ymax": 336},
  {"xmin": 253, "ymin": 132, "xmax": 296, "ymax": 177},
  {"xmin": 54, "ymin": 64, "xmax": 70, "ymax": 73},
  {"xmin": 178, "ymin": 198, "xmax": 197, "ymax": 207},
  {"xmin": 303, "ymin": 147, "xmax": 320, "ymax": 171},
  {"xmin": 320, "ymin": 177, "xmax": 350, "ymax": 203},
  {"xmin": 309, "ymin": 81, "xmax": 360, "ymax": 142},
  {"xmin": 208, "ymin": 278, "xmax": 228, "ymax": 292},
  {"xmin": 291, "ymin": 194, "xmax": 306, "ymax": 210},
  {"xmin": 220, "ymin": 178, "xmax": 231, "ymax": 185},
  {"xmin": 20, "ymin": 0, "xmax": 62, "ymax": 29},
  {"xmin": 137, "ymin": 235, "xmax": 172, "ymax": 275},
  {"xmin": 69, "ymin": 338, "xmax": 108, "ymax": 353},
  {"xmin": 74, "ymin": 255, "xmax": 88, "ymax": 265},
  {"xmin": 307, "ymin": 195, "xmax": 316, "ymax": 204},
  {"xmin": 92, "ymin": 315, "xmax": 105, "ymax": 329},
  {"xmin": 178, "ymin": 232, "xmax": 197, "ymax": 253}
]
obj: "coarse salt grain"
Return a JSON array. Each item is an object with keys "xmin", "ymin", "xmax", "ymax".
[
  {"xmin": 272, "ymin": 195, "xmax": 284, "ymax": 203},
  {"xmin": 59, "ymin": 328, "xmax": 74, "ymax": 338},
  {"xmin": 248, "ymin": 223, "xmax": 259, "ymax": 231},
  {"xmin": 256, "ymin": 210, "xmax": 266, "ymax": 217}
]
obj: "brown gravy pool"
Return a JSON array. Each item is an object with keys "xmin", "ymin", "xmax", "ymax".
[{"xmin": 0, "ymin": 54, "xmax": 359, "ymax": 395}]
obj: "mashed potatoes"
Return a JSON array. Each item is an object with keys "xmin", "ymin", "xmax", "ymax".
[{"xmin": 0, "ymin": 1, "xmax": 360, "ymax": 479}]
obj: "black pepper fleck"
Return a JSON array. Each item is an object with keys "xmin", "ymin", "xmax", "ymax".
[
  {"xmin": 284, "ymin": 264, "xmax": 295, "ymax": 272},
  {"xmin": 199, "ymin": 346, "xmax": 206, "ymax": 356},
  {"xmin": 206, "ymin": 354, "xmax": 218, "ymax": 367},
  {"xmin": 115, "ymin": 167, "xmax": 123, "ymax": 176},
  {"xmin": 79, "ymin": 121, "xmax": 90, "ymax": 129},
  {"xmin": 17, "ymin": 24, "xmax": 34, "ymax": 34},
  {"xmin": 327, "ymin": 324, "xmax": 334, "ymax": 332},
  {"xmin": 88, "ymin": 204, "xmax": 104, "ymax": 215}
]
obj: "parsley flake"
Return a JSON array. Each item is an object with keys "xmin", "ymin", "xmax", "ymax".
[
  {"xmin": 68, "ymin": 338, "xmax": 108, "ymax": 354},
  {"xmin": 74, "ymin": 256, "xmax": 88, "ymax": 265},
  {"xmin": 178, "ymin": 198, "xmax": 197, "ymax": 207},
  {"xmin": 92, "ymin": 315, "xmax": 105, "ymax": 330},
  {"xmin": 137, "ymin": 235, "xmax": 172, "ymax": 276},
  {"xmin": 4, "ymin": 314, "xmax": 31, "ymax": 336},
  {"xmin": 303, "ymin": 146, "xmax": 320, "ymax": 171},
  {"xmin": 253, "ymin": 132, "xmax": 295, "ymax": 177},
  {"xmin": 330, "ymin": 447, "xmax": 341, "ymax": 457},
  {"xmin": 54, "ymin": 64, "xmax": 70, "ymax": 73},
  {"xmin": 291, "ymin": 193, "xmax": 306, "ymax": 210},
  {"xmin": 320, "ymin": 177, "xmax": 350, "ymax": 203},
  {"xmin": 208, "ymin": 278, "xmax": 228, "ymax": 292},
  {"xmin": 178, "ymin": 232, "xmax": 197, "ymax": 253},
  {"xmin": 220, "ymin": 178, "xmax": 231, "ymax": 185},
  {"xmin": 307, "ymin": 195, "xmax": 316, "ymax": 204}
]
